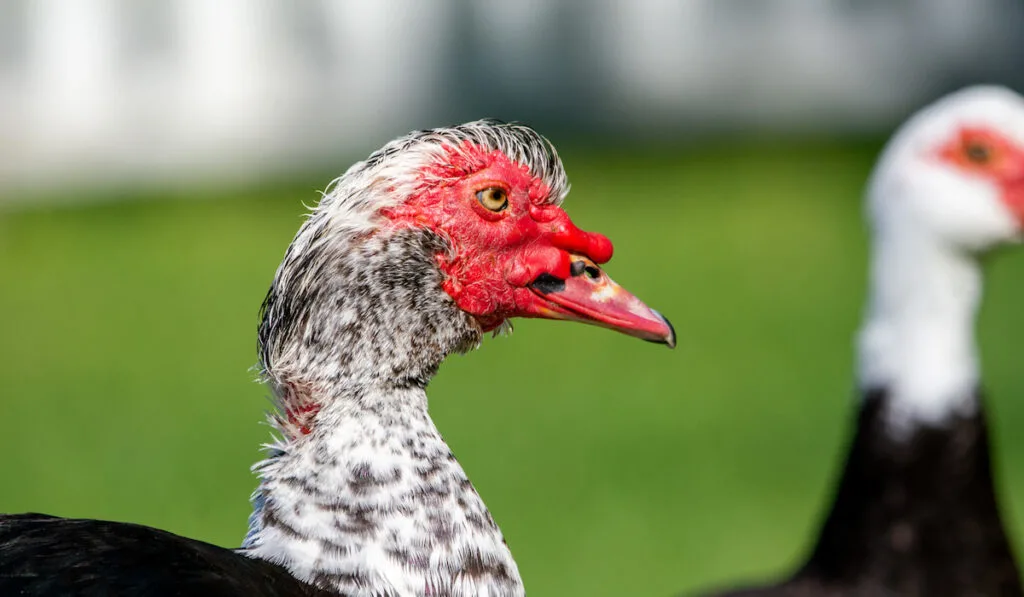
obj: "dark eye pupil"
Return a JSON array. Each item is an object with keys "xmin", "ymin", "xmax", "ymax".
[
  {"xmin": 477, "ymin": 187, "xmax": 508, "ymax": 211},
  {"xmin": 966, "ymin": 143, "xmax": 991, "ymax": 163}
]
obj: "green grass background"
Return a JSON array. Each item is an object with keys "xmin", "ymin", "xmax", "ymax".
[{"xmin": 3, "ymin": 140, "xmax": 1024, "ymax": 596}]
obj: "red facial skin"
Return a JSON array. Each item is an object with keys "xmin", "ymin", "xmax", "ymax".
[
  {"xmin": 282, "ymin": 142, "xmax": 671, "ymax": 437},
  {"xmin": 382, "ymin": 141, "xmax": 614, "ymax": 331},
  {"xmin": 936, "ymin": 126, "xmax": 1024, "ymax": 224}
]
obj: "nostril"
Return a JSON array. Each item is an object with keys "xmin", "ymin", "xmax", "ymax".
[{"xmin": 569, "ymin": 259, "xmax": 602, "ymax": 280}]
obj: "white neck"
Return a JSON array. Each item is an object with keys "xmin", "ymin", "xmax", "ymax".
[
  {"xmin": 857, "ymin": 220, "xmax": 982, "ymax": 430},
  {"xmin": 241, "ymin": 383, "xmax": 523, "ymax": 597}
]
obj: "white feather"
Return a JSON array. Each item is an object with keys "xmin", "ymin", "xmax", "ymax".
[{"xmin": 858, "ymin": 85, "xmax": 1024, "ymax": 431}]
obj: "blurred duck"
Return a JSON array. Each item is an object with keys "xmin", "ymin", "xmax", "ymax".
[
  {"xmin": 0, "ymin": 120, "xmax": 674, "ymax": 597},
  {"xmin": 700, "ymin": 86, "xmax": 1024, "ymax": 597}
]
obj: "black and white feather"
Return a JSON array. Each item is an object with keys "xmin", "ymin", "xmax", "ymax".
[
  {"xmin": 696, "ymin": 86, "xmax": 1024, "ymax": 597},
  {"xmin": 1, "ymin": 119, "xmax": 574, "ymax": 597}
]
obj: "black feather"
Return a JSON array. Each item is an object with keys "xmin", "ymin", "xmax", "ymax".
[{"xmin": 0, "ymin": 514, "xmax": 342, "ymax": 596}]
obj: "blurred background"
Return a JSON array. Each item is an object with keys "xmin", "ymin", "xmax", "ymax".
[{"xmin": 3, "ymin": 1, "xmax": 1024, "ymax": 595}]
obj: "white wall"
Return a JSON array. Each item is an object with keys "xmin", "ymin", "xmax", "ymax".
[{"xmin": 1, "ymin": 0, "xmax": 1021, "ymax": 196}]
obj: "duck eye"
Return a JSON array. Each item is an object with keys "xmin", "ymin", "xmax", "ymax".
[
  {"xmin": 964, "ymin": 141, "xmax": 992, "ymax": 165},
  {"xmin": 476, "ymin": 187, "xmax": 509, "ymax": 212}
]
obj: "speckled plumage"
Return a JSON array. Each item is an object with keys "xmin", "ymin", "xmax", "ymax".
[
  {"xmin": 245, "ymin": 228, "xmax": 520, "ymax": 596},
  {"xmin": 1, "ymin": 120, "xmax": 598, "ymax": 596},
  {"xmin": 242, "ymin": 121, "xmax": 582, "ymax": 596}
]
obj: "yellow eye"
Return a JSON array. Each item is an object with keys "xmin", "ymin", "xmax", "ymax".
[{"xmin": 476, "ymin": 187, "xmax": 509, "ymax": 212}]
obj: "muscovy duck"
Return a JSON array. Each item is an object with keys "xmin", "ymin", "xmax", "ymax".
[
  {"xmin": 1, "ymin": 120, "xmax": 674, "ymax": 597},
  {"xmin": 698, "ymin": 86, "xmax": 1024, "ymax": 596}
]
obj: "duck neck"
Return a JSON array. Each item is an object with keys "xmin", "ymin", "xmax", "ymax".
[
  {"xmin": 242, "ymin": 227, "xmax": 523, "ymax": 596},
  {"xmin": 857, "ymin": 224, "xmax": 981, "ymax": 429},
  {"xmin": 798, "ymin": 224, "xmax": 1022, "ymax": 594},
  {"xmin": 242, "ymin": 383, "xmax": 522, "ymax": 597}
]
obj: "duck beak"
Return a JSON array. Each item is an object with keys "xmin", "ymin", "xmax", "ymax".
[{"xmin": 527, "ymin": 256, "xmax": 675, "ymax": 348}]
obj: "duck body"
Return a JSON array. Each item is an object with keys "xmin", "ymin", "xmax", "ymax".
[
  {"xmin": 0, "ymin": 514, "xmax": 336, "ymax": 597},
  {"xmin": 716, "ymin": 389, "xmax": 1020, "ymax": 596}
]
